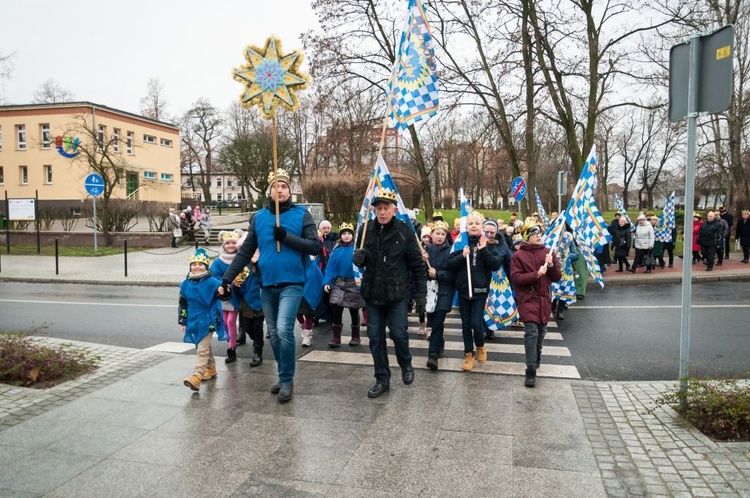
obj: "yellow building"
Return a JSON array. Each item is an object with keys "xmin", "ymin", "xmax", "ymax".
[{"xmin": 0, "ymin": 102, "xmax": 180, "ymax": 211}]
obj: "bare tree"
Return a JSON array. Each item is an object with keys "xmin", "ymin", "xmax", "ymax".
[
  {"xmin": 62, "ymin": 114, "xmax": 132, "ymax": 244},
  {"xmin": 306, "ymin": 0, "xmax": 435, "ymax": 217},
  {"xmin": 181, "ymin": 99, "xmax": 223, "ymax": 203},
  {"xmin": 139, "ymin": 78, "xmax": 170, "ymax": 122},
  {"xmin": 32, "ymin": 79, "xmax": 75, "ymax": 104},
  {"xmin": 0, "ymin": 51, "xmax": 13, "ymax": 81}
]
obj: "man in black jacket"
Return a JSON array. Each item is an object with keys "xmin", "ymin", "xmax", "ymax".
[{"xmin": 353, "ymin": 189, "xmax": 427, "ymax": 398}]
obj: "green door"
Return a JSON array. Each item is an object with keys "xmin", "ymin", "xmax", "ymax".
[{"xmin": 126, "ymin": 172, "xmax": 138, "ymax": 196}]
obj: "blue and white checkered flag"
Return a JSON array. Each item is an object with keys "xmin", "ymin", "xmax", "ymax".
[
  {"xmin": 564, "ymin": 146, "xmax": 611, "ymax": 251},
  {"xmin": 484, "ymin": 266, "xmax": 518, "ymax": 331},
  {"xmin": 551, "ymin": 231, "xmax": 577, "ymax": 304},
  {"xmin": 451, "ymin": 188, "xmax": 472, "ymax": 252},
  {"xmin": 386, "ymin": 0, "xmax": 440, "ymax": 134},
  {"xmin": 654, "ymin": 191, "xmax": 676, "ymax": 242},
  {"xmin": 534, "ymin": 187, "xmax": 550, "ymax": 230},
  {"xmin": 615, "ymin": 194, "xmax": 635, "ymax": 232},
  {"xmin": 543, "ymin": 211, "xmax": 566, "ymax": 252}
]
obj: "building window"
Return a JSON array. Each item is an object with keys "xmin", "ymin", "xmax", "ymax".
[
  {"xmin": 216, "ymin": 178, "xmax": 222, "ymax": 187},
  {"xmin": 113, "ymin": 128, "xmax": 120, "ymax": 153},
  {"xmin": 0, "ymin": 166, "xmax": 4, "ymax": 184},
  {"xmin": 217, "ymin": 193, "xmax": 223, "ymax": 201},
  {"xmin": 98, "ymin": 124, "xmax": 106, "ymax": 151},
  {"xmin": 143, "ymin": 171, "xmax": 156, "ymax": 179},
  {"xmin": 160, "ymin": 173, "xmax": 173, "ymax": 181},
  {"xmin": 44, "ymin": 165, "xmax": 53, "ymax": 184},
  {"xmin": 16, "ymin": 125, "xmax": 26, "ymax": 150},
  {"xmin": 126, "ymin": 131, "xmax": 133, "ymax": 154},
  {"xmin": 20, "ymin": 165, "xmax": 28, "ymax": 185},
  {"xmin": 227, "ymin": 179, "xmax": 232, "ymax": 187},
  {"xmin": 143, "ymin": 134, "xmax": 156, "ymax": 144},
  {"xmin": 160, "ymin": 138, "xmax": 172, "ymax": 147},
  {"xmin": 40, "ymin": 124, "xmax": 51, "ymax": 149}
]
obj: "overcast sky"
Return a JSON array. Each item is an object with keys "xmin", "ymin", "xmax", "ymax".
[{"xmin": 0, "ymin": 0, "xmax": 317, "ymax": 119}]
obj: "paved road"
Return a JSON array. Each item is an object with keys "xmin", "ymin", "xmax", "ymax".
[{"xmin": 1, "ymin": 281, "xmax": 748, "ymax": 381}]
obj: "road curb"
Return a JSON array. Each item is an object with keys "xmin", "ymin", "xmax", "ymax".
[{"xmin": 0, "ymin": 277, "xmax": 179, "ymax": 287}]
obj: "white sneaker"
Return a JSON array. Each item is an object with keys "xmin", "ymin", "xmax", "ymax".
[
  {"xmin": 425, "ymin": 327, "xmax": 432, "ymax": 340},
  {"xmin": 301, "ymin": 329, "xmax": 313, "ymax": 347}
]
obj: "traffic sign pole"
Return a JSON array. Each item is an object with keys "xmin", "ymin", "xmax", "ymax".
[
  {"xmin": 84, "ymin": 173, "xmax": 105, "ymax": 254},
  {"xmin": 93, "ymin": 196, "xmax": 97, "ymax": 253}
]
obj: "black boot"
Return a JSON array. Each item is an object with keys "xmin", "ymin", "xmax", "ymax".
[
  {"xmin": 555, "ymin": 301, "xmax": 564, "ymax": 321},
  {"xmin": 237, "ymin": 328, "xmax": 247, "ymax": 345},
  {"xmin": 250, "ymin": 343, "xmax": 263, "ymax": 367},
  {"xmin": 225, "ymin": 347, "xmax": 237, "ymax": 364},
  {"xmin": 524, "ymin": 368, "xmax": 536, "ymax": 387}
]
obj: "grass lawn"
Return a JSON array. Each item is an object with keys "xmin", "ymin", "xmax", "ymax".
[{"xmin": 5, "ymin": 244, "xmax": 136, "ymax": 257}]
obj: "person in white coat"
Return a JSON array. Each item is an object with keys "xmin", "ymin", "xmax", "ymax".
[{"xmin": 629, "ymin": 214, "xmax": 655, "ymax": 274}]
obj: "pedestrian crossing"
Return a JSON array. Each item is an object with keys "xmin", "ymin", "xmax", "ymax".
[{"xmin": 299, "ymin": 312, "xmax": 581, "ymax": 379}]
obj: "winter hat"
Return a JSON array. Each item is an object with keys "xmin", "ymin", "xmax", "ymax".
[
  {"xmin": 719, "ymin": 206, "xmax": 727, "ymax": 214},
  {"xmin": 219, "ymin": 229, "xmax": 243, "ymax": 253},
  {"xmin": 512, "ymin": 234, "xmax": 524, "ymax": 247},
  {"xmin": 421, "ymin": 226, "xmax": 432, "ymax": 238},
  {"xmin": 637, "ymin": 214, "xmax": 647, "ymax": 221},
  {"xmin": 189, "ymin": 248, "xmax": 210, "ymax": 269},
  {"xmin": 453, "ymin": 218, "xmax": 461, "ymax": 229},
  {"xmin": 483, "ymin": 219, "xmax": 499, "ymax": 232}
]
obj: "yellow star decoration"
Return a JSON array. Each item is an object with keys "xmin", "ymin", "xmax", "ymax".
[{"xmin": 233, "ymin": 37, "xmax": 310, "ymax": 120}]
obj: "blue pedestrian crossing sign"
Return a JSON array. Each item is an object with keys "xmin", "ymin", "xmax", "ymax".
[{"xmin": 84, "ymin": 173, "xmax": 105, "ymax": 197}]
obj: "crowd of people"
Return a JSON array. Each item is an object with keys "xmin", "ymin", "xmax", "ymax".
[
  {"xmin": 168, "ymin": 205, "xmax": 214, "ymax": 248},
  {"xmin": 177, "ymin": 178, "xmax": 750, "ymax": 401}
]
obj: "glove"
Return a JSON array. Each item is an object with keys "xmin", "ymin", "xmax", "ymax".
[
  {"xmin": 273, "ymin": 226, "xmax": 287, "ymax": 242},
  {"xmin": 218, "ymin": 280, "xmax": 233, "ymax": 301},
  {"xmin": 352, "ymin": 248, "xmax": 366, "ymax": 266}
]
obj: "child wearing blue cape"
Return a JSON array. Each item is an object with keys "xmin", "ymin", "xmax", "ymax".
[{"xmin": 179, "ymin": 248, "xmax": 229, "ymax": 391}]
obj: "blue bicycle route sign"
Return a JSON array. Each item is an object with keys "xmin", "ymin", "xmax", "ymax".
[
  {"xmin": 84, "ymin": 173, "xmax": 105, "ymax": 197},
  {"xmin": 510, "ymin": 176, "xmax": 527, "ymax": 202}
]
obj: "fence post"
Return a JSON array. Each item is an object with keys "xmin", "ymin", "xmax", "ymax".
[
  {"xmin": 55, "ymin": 238, "xmax": 59, "ymax": 275},
  {"xmin": 124, "ymin": 240, "xmax": 128, "ymax": 277}
]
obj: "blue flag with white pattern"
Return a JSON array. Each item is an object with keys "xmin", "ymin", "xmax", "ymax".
[
  {"xmin": 564, "ymin": 146, "xmax": 611, "ymax": 251},
  {"xmin": 386, "ymin": 0, "xmax": 440, "ymax": 134},
  {"xmin": 615, "ymin": 194, "xmax": 635, "ymax": 232},
  {"xmin": 654, "ymin": 191, "xmax": 676, "ymax": 242},
  {"xmin": 534, "ymin": 187, "xmax": 550, "ymax": 230}
]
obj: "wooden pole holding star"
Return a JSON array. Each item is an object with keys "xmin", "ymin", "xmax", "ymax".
[{"xmin": 234, "ymin": 37, "xmax": 309, "ymax": 251}]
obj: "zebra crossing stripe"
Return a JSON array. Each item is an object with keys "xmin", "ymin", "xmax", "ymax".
[
  {"xmin": 337, "ymin": 336, "xmax": 570, "ymax": 356},
  {"xmin": 299, "ymin": 350, "xmax": 581, "ymax": 379}
]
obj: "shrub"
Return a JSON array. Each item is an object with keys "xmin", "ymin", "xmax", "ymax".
[
  {"xmin": 656, "ymin": 378, "xmax": 750, "ymax": 442},
  {"xmin": 82, "ymin": 198, "xmax": 139, "ymax": 233},
  {"xmin": 0, "ymin": 329, "xmax": 99, "ymax": 388},
  {"xmin": 145, "ymin": 202, "xmax": 171, "ymax": 232}
]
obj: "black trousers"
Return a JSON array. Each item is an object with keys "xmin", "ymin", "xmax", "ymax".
[
  {"xmin": 701, "ymin": 245, "xmax": 717, "ymax": 269},
  {"xmin": 240, "ymin": 314, "xmax": 265, "ymax": 346}
]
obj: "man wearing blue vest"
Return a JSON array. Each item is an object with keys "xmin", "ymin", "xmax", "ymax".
[
  {"xmin": 221, "ymin": 169, "xmax": 320, "ymax": 403},
  {"xmin": 353, "ymin": 188, "xmax": 427, "ymax": 398}
]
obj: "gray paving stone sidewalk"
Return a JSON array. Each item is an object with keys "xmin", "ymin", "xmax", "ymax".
[{"xmin": 0, "ymin": 338, "xmax": 748, "ymax": 497}]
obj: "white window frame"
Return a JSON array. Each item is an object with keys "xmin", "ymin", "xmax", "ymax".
[
  {"xmin": 143, "ymin": 134, "xmax": 156, "ymax": 144},
  {"xmin": 126, "ymin": 131, "xmax": 133, "ymax": 154},
  {"xmin": 113, "ymin": 128, "xmax": 120, "ymax": 153},
  {"xmin": 160, "ymin": 138, "xmax": 172, "ymax": 147},
  {"xmin": 41, "ymin": 124, "xmax": 51, "ymax": 149},
  {"xmin": 216, "ymin": 177, "xmax": 222, "ymax": 187},
  {"xmin": 98, "ymin": 124, "xmax": 106, "ymax": 152},
  {"xmin": 217, "ymin": 193, "xmax": 223, "ymax": 201},
  {"xmin": 16, "ymin": 125, "xmax": 26, "ymax": 150},
  {"xmin": 0, "ymin": 166, "xmax": 4, "ymax": 185},
  {"xmin": 227, "ymin": 179, "xmax": 232, "ymax": 187},
  {"xmin": 143, "ymin": 171, "xmax": 156, "ymax": 180},
  {"xmin": 44, "ymin": 165, "xmax": 53, "ymax": 184},
  {"xmin": 160, "ymin": 173, "xmax": 173, "ymax": 181},
  {"xmin": 20, "ymin": 165, "xmax": 28, "ymax": 185}
]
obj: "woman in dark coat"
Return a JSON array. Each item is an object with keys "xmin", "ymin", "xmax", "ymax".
[
  {"xmin": 697, "ymin": 211, "xmax": 723, "ymax": 271},
  {"xmin": 610, "ymin": 217, "xmax": 632, "ymax": 272},
  {"xmin": 423, "ymin": 221, "xmax": 455, "ymax": 371},
  {"xmin": 736, "ymin": 209, "xmax": 750, "ymax": 263}
]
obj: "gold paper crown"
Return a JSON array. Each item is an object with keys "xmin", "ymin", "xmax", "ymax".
[
  {"xmin": 432, "ymin": 220, "xmax": 450, "ymax": 232},
  {"xmin": 339, "ymin": 222, "xmax": 354, "ymax": 232},
  {"xmin": 373, "ymin": 188, "xmax": 398, "ymax": 203},
  {"xmin": 433, "ymin": 211, "xmax": 443, "ymax": 219},
  {"xmin": 220, "ymin": 230, "xmax": 242, "ymax": 243},
  {"xmin": 267, "ymin": 169, "xmax": 291, "ymax": 186},
  {"xmin": 520, "ymin": 217, "xmax": 542, "ymax": 240},
  {"xmin": 190, "ymin": 249, "xmax": 210, "ymax": 268}
]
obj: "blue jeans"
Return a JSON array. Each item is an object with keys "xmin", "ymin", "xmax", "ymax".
[
  {"xmin": 366, "ymin": 300, "xmax": 411, "ymax": 386},
  {"xmin": 260, "ymin": 285, "xmax": 303, "ymax": 385},
  {"xmin": 458, "ymin": 296, "xmax": 486, "ymax": 354},
  {"xmin": 524, "ymin": 321, "xmax": 547, "ymax": 370}
]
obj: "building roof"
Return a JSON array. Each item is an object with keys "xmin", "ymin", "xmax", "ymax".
[{"xmin": 0, "ymin": 101, "xmax": 179, "ymax": 130}]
